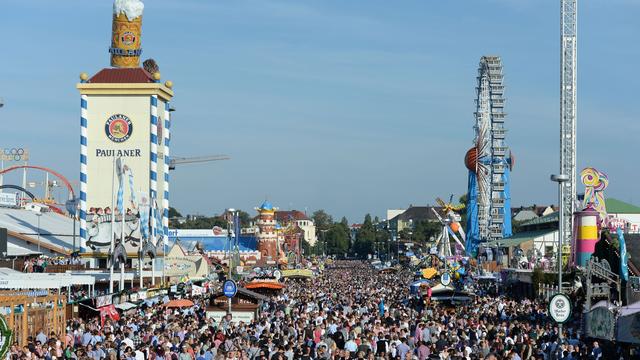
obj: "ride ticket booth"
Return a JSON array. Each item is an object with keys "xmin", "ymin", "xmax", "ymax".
[{"xmin": 207, "ymin": 288, "xmax": 268, "ymax": 324}]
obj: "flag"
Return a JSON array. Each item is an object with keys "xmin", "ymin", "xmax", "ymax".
[
  {"xmin": 128, "ymin": 169, "xmax": 137, "ymax": 206},
  {"xmin": 116, "ymin": 158, "xmax": 124, "ymax": 214},
  {"xmin": 618, "ymin": 227, "xmax": 629, "ymax": 281},
  {"xmin": 139, "ymin": 192, "xmax": 150, "ymax": 240},
  {"xmin": 154, "ymin": 198, "xmax": 163, "ymax": 244},
  {"xmin": 234, "ymin": 212, "xmax": 240, "ymax": 248}
]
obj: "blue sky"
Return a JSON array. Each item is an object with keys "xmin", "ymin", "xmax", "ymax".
[{"xmin": 0, "ymin": 0, "xmax": 638, "ymax": 222}]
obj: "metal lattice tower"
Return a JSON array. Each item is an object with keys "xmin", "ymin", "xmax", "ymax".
[
  {"xmin": 560, "ymin": 0, "xmax": 577, "ymax": 253},
  {"xmin": 474, "ymin": 56, "xmax": 509, "ymax": 241}
]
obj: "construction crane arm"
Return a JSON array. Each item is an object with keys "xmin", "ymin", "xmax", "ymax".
[{"xmin": 168, "ymin": 155, "xmax": 230, "ymax": 170}]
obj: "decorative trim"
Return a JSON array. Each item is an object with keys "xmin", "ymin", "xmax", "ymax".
[
  {"xmin": 80, "ymin": 95, "xmax": 88, "ymax": 252},
  {"xmin": 162, "ymin": 101, "xmax": 171, "ymax": 245}
]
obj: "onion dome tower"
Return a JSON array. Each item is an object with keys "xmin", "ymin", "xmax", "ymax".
[{"xmin": 255, "ymin": 201, "xmax": 279, "ymax": 264}]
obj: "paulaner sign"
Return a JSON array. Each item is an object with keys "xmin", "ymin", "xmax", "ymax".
[{"xmin": 95, "ymin": 149, "xmax": 142, "ymax": 157}]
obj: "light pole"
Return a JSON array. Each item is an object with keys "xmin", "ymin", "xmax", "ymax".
[
  {"xmin": 550, "ymin": 173, "xmax": 569, "ymax": 340},
  {"xmin": 225, "ymin": 208, "xmax": 235, "ymax": 280},
  {"xmin": 35, "ymin": 212, "xmax": 42, "ymax": 252}
]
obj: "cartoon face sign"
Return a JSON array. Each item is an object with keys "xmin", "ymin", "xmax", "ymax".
[{"xmin": 105, "ymin": 114, "xmax": 133, "ymax": 143}]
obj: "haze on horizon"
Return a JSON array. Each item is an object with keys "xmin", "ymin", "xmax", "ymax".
[{"xmin": 0, "ymin": 0, "xmax": 638, "ymax": 222}]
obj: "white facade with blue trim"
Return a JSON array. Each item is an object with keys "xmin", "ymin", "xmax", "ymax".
[{"xmin": 77, "ymin": 69, "xmax": 174, "ymax": 255}]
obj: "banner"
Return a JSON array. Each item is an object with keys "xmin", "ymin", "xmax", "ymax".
[
  {"xmin": 585, "ymin": 306, "xmax": 616, "ymax": 340},
  {"xmin": 99, "ymin": 305, "xmax": 120, "ymax": 326},
  {"xmin": 191, "ymin": 284, "xmax": 205, "ymax": 297},
  {"xmin": 0, "ymin": 193, "xmax": 18, "ymax": 207},
  {"xmin": 617, "ymin": 310, "xmax": 640, "ymax": 344},
  {"xmin": 0, "ymin": 316, "xmax": 12, "ymax": 359},
  {"xmin": 281, "ymin": 269, "xmax": 313, "ymax": 278},
  {"xmin": 95, "ymin": 294, "xmax": 112, "ymax": 308},
  {"xmin": 618, "ymin": 227, "xmax": 629, "ymax": 281}
]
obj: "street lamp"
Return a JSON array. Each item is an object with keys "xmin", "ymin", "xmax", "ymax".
[
  {"xmin": 225, "ymin": 208, "xmax": 236, "ymax": 279},
  {"xmin": 35, "ymin": 212, "xmax": 43, "ymax": 252},
  {"xmin": 550, "ymin": 173, "xmax": 569, "ymax": 340}
]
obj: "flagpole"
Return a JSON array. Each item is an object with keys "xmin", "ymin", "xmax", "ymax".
[
  {"xmin": 120, "ymin": 164, "xmax": 126, "ymax": 292},
  {"xmin": 141, "ymin": 201, "xmax": 150, "ymax": 289},
  {"xmin": 151, "ymin": 199, "xmax": 156, "ymax": 286},
  {"xmin": 109, "ymin": 156, "xmax": 116, "ymax": 293}
]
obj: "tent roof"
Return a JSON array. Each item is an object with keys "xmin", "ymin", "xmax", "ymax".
[
  {"xmin": 520, "ymin": 212, "xmax": 559, "ymax": 227},
  {"xmin": 484, "ymin": 229, "xmax": 556, "ymax": 248},
  {"xmin": 0, "ymin": 268, "xmax": 95, "ymax": 289},
  {"xmin": 606, "ymin": 198, "xmax": 640, "ymax": 214}
]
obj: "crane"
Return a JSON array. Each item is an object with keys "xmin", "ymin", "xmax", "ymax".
[{"xmin": 168, "ymin": 155, "xmax": 230, "ymax": 170}]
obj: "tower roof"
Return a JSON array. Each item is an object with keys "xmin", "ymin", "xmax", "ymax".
[
  {"xmin": 89, "ymin": 68, "xmax": 155, "ymax": 83},
  {"xmin": 259, "ymin": 200, "xmax": 274, "ymax": 211}
]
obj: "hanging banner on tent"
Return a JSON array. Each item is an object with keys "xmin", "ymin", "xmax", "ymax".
[
  {"xmin": 99, "ymin": 305, "xmax": 120, "ymax": 326},
  {"xmin": 0, "ymin": 315, "xmax": 12, "ymax": 359},
  {"xmin": 281, "ymin": 269, "xmax": 313, "ymax": 278},
  {"xmin": 191, "ymin": 284, "xmax": 205, "ymax": 296},
  {"xmin": 95, "ymin": 295, "xmax": 112, "ymax": 308},
  {"xmin": 585, "ymin": 305, "xmax": 615, "ymax": 340}
]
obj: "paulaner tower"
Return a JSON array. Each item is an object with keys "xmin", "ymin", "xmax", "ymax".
[{"xmin": 77, "ymin": 0, "xmax": 174, "ymax": 268}]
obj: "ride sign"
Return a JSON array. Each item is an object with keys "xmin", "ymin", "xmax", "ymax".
[
  {"xmin": 549, "ymin": 293, "xmax": 572, "ymax": 323},
  {"xmin": 440, "ymin": 272, "xmax": 451, "ymax": 286},
  {"xmin": 223, "ymin": 279, "xmax": 238, "ymax": 298}
]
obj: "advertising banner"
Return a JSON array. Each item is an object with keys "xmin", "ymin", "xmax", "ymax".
[
  {"xmin": 585, "ymin": 306, "xmax": 616, "ymax": 340},
  {"xmin": 191, "ymin": 284, "xmax": 205, "ymax": 297},
  {"xmin": 0, "ymin": 193, "xmax": 17, "ymax": 207},
  {"xmin": 95, "ymin": 295, "xmax": 113, "ymax": 308},
  {"xmin": 164, "ymin": 256, "xmax": 197, "ymax": 277},
  {"xmin": 281, "ymin": 269, "xmax": 314, "ymax": 278},
  {"xmin": 206, "ymin": 310, "xmax": 254, "ymax": 324}
]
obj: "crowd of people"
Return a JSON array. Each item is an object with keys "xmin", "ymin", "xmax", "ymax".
[
  {"xmin": 22, "ymin": 255, "xmax": 84, "ymax": 273},
  {"xmin": 7, "ymin": 260, "xmax": 631, "ymax": 360}
]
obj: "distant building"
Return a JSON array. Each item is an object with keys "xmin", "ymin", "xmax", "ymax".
[
  {"xmin": 167, "ymin": 229, "xmax": 259, "ymax": 264},
  {"xmin": 605, "ymin": 198, "xmax": 640, "ymax": 233},
  {"xmin": 386, "ymin": 209, "xmax": 405, "ymax": 222},
  {"xmin": 169, "ymin": 216, "xmax": 187, "ymax": 225},
  {"xmin": 350, "ymin": 224, "xmax": 362, "ymax": 243},
  {"xmin": 512, "ymin": 209, "xmax": 539, "ymax": 222},
  {"xmin": 387, "ymin": 206, "xmax": 443, "ymax": 234},
  {"xmin": 511, "ymin": 205, "xmax": 556, "ymax": 223},
  {"xmin": 487, "ymin": 198, "xmax": 640, "ymax": 267},
  {"xmin": 274, "ymin": 210, "xmax": 317, "ymax": 246}
]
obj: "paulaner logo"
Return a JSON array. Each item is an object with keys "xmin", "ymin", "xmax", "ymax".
[{"xmin": 105, "ymin": 114, "xmax": 133, "ymax": 143}]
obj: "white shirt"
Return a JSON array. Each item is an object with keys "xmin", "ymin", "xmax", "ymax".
[{"xmin": 345, "ymin": 340, "xmax": 358, "ymax": 352}]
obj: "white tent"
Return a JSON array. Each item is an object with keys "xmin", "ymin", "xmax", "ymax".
[{"xmin": 0, "ymin": 268, "xmax": 95, "ymax": 296}]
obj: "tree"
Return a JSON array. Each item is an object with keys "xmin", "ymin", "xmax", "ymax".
[
  {"xmin": 458, "ymin": 193, "xmax": 468, "ymax": 227},
  {"xmin": 301, "ymin": 238, "xmax": 312, "ymax": 256},
  {"xmin": 352, "ymin": 214, "xmax": 375, "ymax": 258},
  {"xmin": 312, "ymin": 210, "xmax": 333, "ymax": 231},
  {"xmin": 168, "ymin": 207, "xmax": 182, "ymax": 218},
  {"xmin": 413, "ymin": 220, "xmax": 441, "ymax": 243},
  {"xmin": 325, "ymin": 224, "xmax": 350, "ymax": 256},
  {"xmin": 238, "ymin": 210, "xmax": 252, "ymax": 227},
  {"xmin": 172, "ymin": 215, "xmax": 227, "ymax": 230}
]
